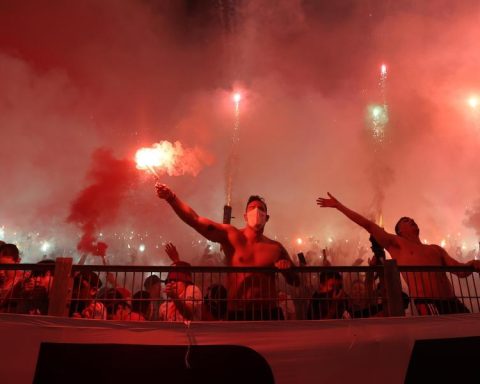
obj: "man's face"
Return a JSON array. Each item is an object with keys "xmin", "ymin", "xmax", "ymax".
[
  {"xmin": 34, "ymin": 272, "xmax": 54, "ymax": 289},
  {"xmin": 397, "ymin": 217, "xmax": 420, "ymax": 238},
  {"xmin": 244, "ymin": 200, "xmax": 268, "ymax": 230},
  {"xmin": 0, "ymin": 256, "xmax": 17, "ymax": 285},
  {"xmin": 319, "ymin": 277, "xmax": 342, "ymax": 294},
  {"xmin": 149, "ymin": 282, "xmax": 162, "ymax": 298}
]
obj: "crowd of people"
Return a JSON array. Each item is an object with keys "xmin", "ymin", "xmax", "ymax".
[{"xmin": 1, "ymin": 186, "xmax": 479, "ymax": 321}]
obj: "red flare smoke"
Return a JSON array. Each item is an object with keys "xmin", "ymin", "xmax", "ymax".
[{"xmin": 67, "ymin": 148, "xmax": 138, "ymax": 257}]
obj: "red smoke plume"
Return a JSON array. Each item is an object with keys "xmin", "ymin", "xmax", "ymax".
[{"xmin": 67, "ymin": 148, "xmax": 138, "ymax": 257}]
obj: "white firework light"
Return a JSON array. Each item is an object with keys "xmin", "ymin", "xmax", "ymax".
[
  {"xmin": 368, "ymin": 63, "xmax": 390, "ymax": 142},
  {"xmin": 225, "ymin": 91, "xmax": 242, "ymax": 206}
]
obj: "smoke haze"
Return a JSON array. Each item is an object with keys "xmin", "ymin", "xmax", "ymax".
[{"xmin": 1, "ymin": 0, "xmax": 480, "ymax": 263}]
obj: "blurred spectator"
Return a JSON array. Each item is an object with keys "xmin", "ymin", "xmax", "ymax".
[
  {"xmin": 159, "ymin": 258, "xmax": 202, "ymax": 322},
  {"xmin": 307, "ymin": 271, "xmax": 350, "ymax": 320},
  {"xmin": 202, "ymin": 284, "xmax": 227, "ymax": 320},
  {"xmin": 277, "ymin": 289, "xmax": 296, "ymax": 320},
  {"xmin": 70, "ymin": 271, "xmax": 106, "ymax": 319},
  {"xmin": 14, "ymin": 259, "xmax": 55, "ymax": 315},
  {"xmin": 130, "ymin": 290, "xmax": 150, "ymax": 320},
  {"xmin": 143, "ymin": 274, "xmax": 163, "ymax": 320},
  {"xmin": 0, "ymin": 244, "xmax": 23, "ymax": 312}
]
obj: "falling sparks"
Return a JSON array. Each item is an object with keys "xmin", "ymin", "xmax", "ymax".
[
  {"xmin": 368, "ymin": 63, "xmax": 390, "ymax": 143},
  {"xmin": 225, "ymin": 91, "xmax": 243, "ymax": 206},
  {"xmin": 368, "ymin": 104, "xmax": 389, "ymax": 141}
]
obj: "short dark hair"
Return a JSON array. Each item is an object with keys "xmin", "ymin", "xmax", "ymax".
[
  {"xmin": 0, "ymin": 243, "xmax": 20, "ymax": 262},
  {"xmin": 144, "ymin": 274, "xmax": 161, "ymax": 289},
  {"xmin": 31, "ymin": 259, "xmax": 55, "ymax": 277},
  {"xmin": 245, "ymin": 195, "xmax": 267, "ymax": 212},
  {"xmin": 319, "ymin": 271, "xmax": 342, "ymax": 284},
  {"xmin": 166, "ymin": 261, "xmax": 193, "ymax": 285}
]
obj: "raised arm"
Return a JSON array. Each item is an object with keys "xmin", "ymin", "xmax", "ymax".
[
  {"xmin": 156, "ymin": 183, "xmax": 229, "ymax": 244},
  {"xmin": 317, "ymin": 192, "xmax": 398, "ymax": 251},
  {"xmin": 435, "ymin": 245, "xmax": 480, "ymax": 277}
]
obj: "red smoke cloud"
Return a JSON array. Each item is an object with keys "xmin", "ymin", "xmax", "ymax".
[{"xmin": 67, "ymin": 148, "xmax": 139, "ymax": 257}]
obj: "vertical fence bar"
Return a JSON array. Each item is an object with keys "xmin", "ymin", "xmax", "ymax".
[
  {"xmin": 383, "ymin": 260, "xmax": 405, "ymax": 317},
  {"xmin": 48, "ymin": 257, "xmax": 73, "ymax": 317}
]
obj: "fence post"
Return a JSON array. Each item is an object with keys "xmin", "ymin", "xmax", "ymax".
[
  {"xmin": 383, "ymin": 259, "xmax": 405, "ymax": 317},
  {"xmin": 48, "ymin": 257, "xmax": 73, "ymax": 317}
]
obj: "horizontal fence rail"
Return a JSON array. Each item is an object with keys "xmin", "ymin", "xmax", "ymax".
[{"xmin": 0, "ymin": 260, "xmax": 479, "ymax": 321}]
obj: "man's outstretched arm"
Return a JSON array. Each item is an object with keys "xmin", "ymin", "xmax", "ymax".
[
  {"xmin": 156, "ymin": 183, "xmax": 228, "ymax": 244},
  {"xmin": 436, "ymin": 245, "xmax": 480, "ymax": 277},
  {"xmin": 317, "ymin": 192, "xmax": 398, "ymax": 251}
]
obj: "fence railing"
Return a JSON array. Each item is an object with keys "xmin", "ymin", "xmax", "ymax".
[{"xmin": 0, "ymin": 258, "xmax": 479, "ymax": 321}]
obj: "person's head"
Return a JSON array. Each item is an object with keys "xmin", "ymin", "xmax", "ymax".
[
  {"xmin": 30, "ymin": 259, "xmax": 55, "ymax": 289},
  {"xmin": 244, "ymin": 195, "xmax": 269, "ymax": 232},
  {"xmin": 318, "ymin": 271, "xmax": 343, "ymax": 294},
  {"xmin": 394, "ymin": 217, "xmax": 420, "ymax": 239},
  {"xmin": 204, "ymin": 284, "xmax": 227, "ymax": 319},
  {"xmin": 73, "ymin": 271, "xmax": 102, "ymax": 300},
  {"xmin": 166, "ymin": 261, "xmax": 193, "ymax": 288},
  {"xmin": 349, "ymin": 280, "xmax": 368, "ymax": 308},
  {"xmin": 143, "ymin": 274, "xmax": 162, "ymax": 297},
  {"xmin": 0, "ymin": 244, "xmax": 20, "ymax": 284}
]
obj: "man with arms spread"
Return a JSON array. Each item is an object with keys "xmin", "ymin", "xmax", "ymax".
[
  {"xmin": 317, "ymin": 192, "xmax": 480, "ymax": 315},
  {"xmin": 156, "ymin": 183, "xmax": 299, "ymax": 320}
]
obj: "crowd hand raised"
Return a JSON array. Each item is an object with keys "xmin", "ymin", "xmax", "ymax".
[
  {"xmin": 155, "ymin": 183, "xmax": 175, "ymax": 201},
  {"xmin": 275, "ymin": 259, "xmax": 292, "ymax": 270},
  {"xmin": 164, "ymin": 242, "xmax": 180, "ymax": 264},
  {"xmin": 316, "ymin": 192, "xmax": 341, "ymax": 208}
]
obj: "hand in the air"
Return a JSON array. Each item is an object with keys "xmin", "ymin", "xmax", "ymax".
[
  {"xmin": 164, "ymin": 242, "xmax": 180, "ymax": 264},
  {"xmin": 316, "ymin": 192, "xmax": 341, "ymax": 209}
]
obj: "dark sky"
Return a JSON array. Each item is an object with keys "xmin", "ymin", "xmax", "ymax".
[{"xmin": 1, "ymin": 0, "xmax": 480, "ymax": 263}]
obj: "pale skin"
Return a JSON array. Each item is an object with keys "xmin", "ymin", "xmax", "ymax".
[
  {"xmin": 317, "ymin": 193, "xmax": 480, "ymax": 298},
  {"xmin": 156, "ymin": 183, "xmax": 299, "ymax": 311}
]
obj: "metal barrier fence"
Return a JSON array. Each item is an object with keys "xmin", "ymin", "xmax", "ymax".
[{"xmin": 1, "ymin": 259, "xmax": 479, "ymax": 321}]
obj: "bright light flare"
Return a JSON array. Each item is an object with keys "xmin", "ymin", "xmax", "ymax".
[
  {"xmin": 135, "ymin": 142, "xmax": 177, "ymax": 178},
  {"xmin": 381, "ymin": 64, "xmax": 387, "ymax": 76},
  {"xmin": 139, "ymin": 244, "xmax": 146, "ymax": 252},
  {"xmin": 296, "ymin": 238, "xmax": 303, "ymax": 245},
  {"xmin": 40, "ymin": 241, "xmax": 51, "ymax": 253},
  {"xmin": 468, "ymin": 96, "xmax": 478, "ymax": 109},
  {"xmin": 233, "ymin": 92, "xmax": 241, "ymax": 103}
]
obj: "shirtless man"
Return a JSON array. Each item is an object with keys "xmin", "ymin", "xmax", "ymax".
[
  {"xmin": 317, "ymin": 192, "xmax": 480, "ymax": 315},
  {"xmin": 156, "ymin": 183, "xmax": 299, "ymax": 320}
]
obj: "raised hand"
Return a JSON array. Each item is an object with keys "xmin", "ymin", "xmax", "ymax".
[
  {"xmin": 164, "ymin": 242, "xmax": 180, "ymax": 264},
  {"xmin": 155, "ymin": 183, "xmax": 175, "ymax": 201},
  {"xmin": 316, "ymin": 192, "xmax": 341, "ymax": 208}
]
